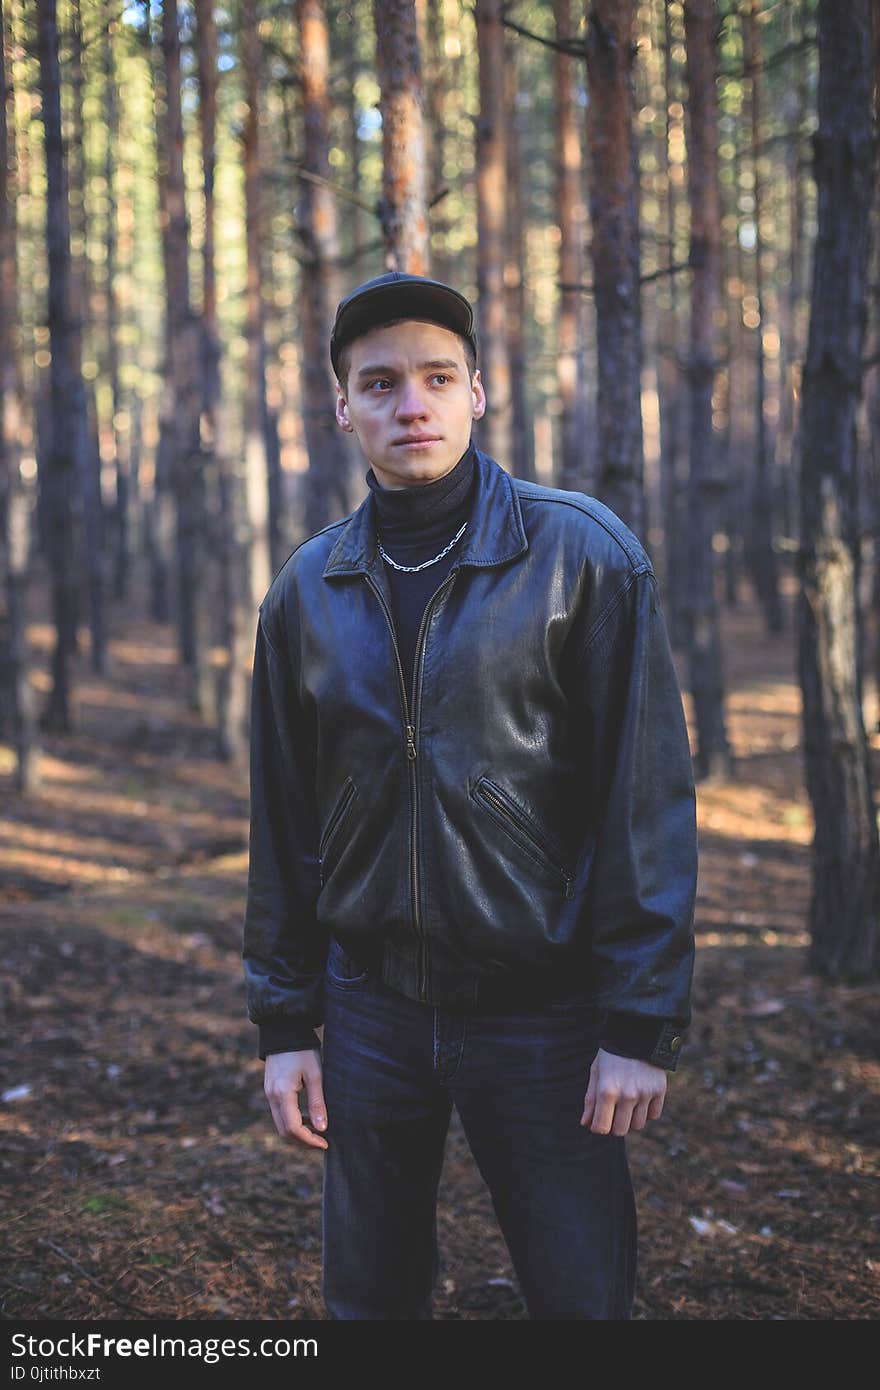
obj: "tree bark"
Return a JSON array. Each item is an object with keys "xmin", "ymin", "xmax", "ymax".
[
  {"xmin": 159, "ymin": 0, "xmax": 211, "ymax": 716},
  {"xmin": 423, "ymin": 0, "xmax": 452, "ymax": 285},
  {"xmin": 656, "ymin": 0, "xmax": 685, "ymax": 643},
  {"xmin": 103, "ymin": 0, "xmax": 130, "ymax": 607},
  {"xmin": 241, "ymin": 0, "xmax": 282, "ymax": 605},
  {"xmin": 474, "ymin": 0, "xmax": 512, "ymax": 466},
  {"xmin": 146, "ymin": 0, "xmax": 174, "ymax": 621},
  {"xmin": 797, "ymin": 0, "xmax": 879, "ymax": 979},
  {"xmin": 68, "ymin": 0, "xmax": 108, "ymax": 675},
  {"xmin": 36, "ymin": 0, "xmax": 82, "ymax": 732},
  {"xmin": 1, "ymin": 0, "xmax": 39, "ymax": 788},
  {"xmin": 373, "ymin": 0, "xmax": 430, "ymax": 273},
  {"xmin": 295, "ymin": 0, "xmax": 356, "ymax": 535},
  {"xmin": 743, "ymin": 0, "xmax": 783, "ymax": 632},
  {"xmin": 683, "ymin": 0, "xmax": 732, "ymax": 780},
  {"xmin": 503, "ymin": 36, "xmax": 531, "ymax": 480},
  {"xmin": 194, "ymin": 0, "xmax": 247, "ymax": 761},
  {"xmin": 554, "ymin": 0, "xmax": 587, "ymax": 492},
  {"xmin": 338, "ymin": 4, "xmax": 369, "ymax": 271},
  {"xmin": 584, "ymin": 0, "xmax": 645, "ymax": 534},
  {"xmin": 774, "ymin": 1, "xmax": 808, "ymax": 545}
]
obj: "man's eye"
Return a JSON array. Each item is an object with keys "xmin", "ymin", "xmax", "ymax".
[
  {"xmin": 430, "ymin": 374, "xmax": 451, "ymax": 386},
  {"xmin": 367, "ymin": 379, "xmax": 392, "ymax": 391}
]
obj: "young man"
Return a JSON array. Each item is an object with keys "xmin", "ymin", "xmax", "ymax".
[{"xmin": 242, "ymin": 271, "xmax": 697, "ymax": 1320}]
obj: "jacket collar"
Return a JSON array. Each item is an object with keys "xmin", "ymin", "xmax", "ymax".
[{"xmin": 322, "ymin": 447, "xmax": 528, "ymax": 579}]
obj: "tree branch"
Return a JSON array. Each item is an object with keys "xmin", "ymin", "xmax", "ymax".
[
  {"xmin": 499, "ymin": 15, "xmax": 586, "ymax": 59},
  {"xmin": 561, "ymin": 262, "xmax": 691, "ymax": 295},
  {"xmin": 285, "ymin": 163, "xmax": 379, "ymax": 214},
  {"xmin": 40, "ymin": 1240, "xmax": 149, "ymax": 1317},
  {"xmin": 718, "ymin": 32, "xmax": 817, "ymax": 81}
]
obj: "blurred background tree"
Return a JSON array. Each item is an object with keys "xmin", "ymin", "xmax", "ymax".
[{"xmin": 1, "ymin": 0, "xmax": 877, "ymax": 978}]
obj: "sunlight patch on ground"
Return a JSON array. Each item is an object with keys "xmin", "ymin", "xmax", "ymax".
[
  {"xmin": 0, "ymin": 846, "xmax": 137, "ymax": 885},
  {"xmin": 696, "ymin": 929, "xmax": 810, "ymax": 948},
  {"xmin": 0, "ymin": 821, "xmax": 155, "ymax": 865},
  {"xmin": 71, "ymin": 686, "xmax": 184, "ymax": 716},
  {"xmin": 696, "ymin": 782, "xmax": 813, "ymax": 844}
]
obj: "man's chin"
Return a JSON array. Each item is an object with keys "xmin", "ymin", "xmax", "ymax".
[{"xmin": 374, "ymin": 453, "xmax": 460, "ymax": 488}]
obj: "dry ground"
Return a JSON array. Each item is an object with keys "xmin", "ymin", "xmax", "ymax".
[{"xmin": 1, "ymin": 570, "xmax": 878, "ymax": 1322}]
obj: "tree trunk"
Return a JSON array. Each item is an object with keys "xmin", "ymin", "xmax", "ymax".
[
  {"xmin": 585, "ymin": 0, "xmax": 645, "ymax": 535},
  {"xmin": 722, "ymin": 92, "xmax": 751, "ymax": 610},
  {"xmin": 147, "ymin": 0, "xmax": 174, "ymax": 621},
  {"xmin": 69, "ymin": 0, "xmax": 108, "ymax": 675},
  {"xmin": 424, "ymin": 0, "xmax": 452, "ymax": 285},
  {"xmin": 743, "ymin": 0, "xmax": 783, "ymax": 632},
  {"xmin": 160, "ymin": 0, "xmax": 211, "ymax": 716},
  {"xmin": 36, "ymin": 0, "xmax": 82, "ymax": 732},
  {"xmin": 295, "ymin": 0, "xmax": 355, "ymax": 535},
  {"xmin": 682, "ymin": 0, "xmax": 732, "ymax": 781},
  {"xmin": 774, "ymin": 1, "xmax": 808, "ymax": 545},
  {"xmin": 474, "ymin": 0, "xmax": 512, "ymax": 467},
  {"xmin": 656, "ymin": 0, "xmax": 685, "ymax": 643},
  {"xmin": 104, "ymin": 0, "xmax": 130, "ymax": 606},
  {"xmin": 373, "ymin": 0, "xmax": 430, "ymax": 274},
  {"xmin": 241, "ymin": 0, "xmax": 282, "ymax": 604},
  {"xmin": 1, "ymin": 0, "xmax": 39, "ymax": 789},
  {"xmin": 797, "ymin": 0, "xmax": 879, "ymax": 979},
  {"xmin": 554, "ymin": 0, "xmax": 587, "ymax": 492},
  {"xmin": 504, "ymin": 36, "xmax": 531, "ymax": 481},
  {"xmin": 194, "ymin": 0, "xmax": 247, "ymax": 761},
  {"xmin": 339, "ymin": 4, "xmax": 369, "ymax": 271}
]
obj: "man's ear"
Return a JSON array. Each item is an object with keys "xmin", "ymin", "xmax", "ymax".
[
  {"xmin": 471, "ymin": 369, "xmax": 487, "ymax": 421},
  {"xmin": 336, "ymin": 388, "xmax": 353, "ymax": 433}
]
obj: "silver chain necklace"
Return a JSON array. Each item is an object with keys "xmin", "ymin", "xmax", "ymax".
[{"xmin": 377, "ymin": 521, "xmax": 468, "ymax": 573}]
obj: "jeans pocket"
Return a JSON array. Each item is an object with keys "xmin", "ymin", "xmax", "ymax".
[{"xmin": 325, "ymin": 936, "xmax": 371, "ymax": 988}]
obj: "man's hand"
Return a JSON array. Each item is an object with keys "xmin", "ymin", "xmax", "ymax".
[
  {"xmin": 581, "ymin": 1048, "xmax": 666, "ymax": 1137},
  {"xmin": 264, "ymin": 1049, "xmax": 329, "ymax": 1151}
]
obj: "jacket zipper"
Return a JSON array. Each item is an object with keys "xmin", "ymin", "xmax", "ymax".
[
  {"xmin": 475, "ymin": 776, "xmax": 574, "ymax": 898},
  {"xmin": 365, "ymin": 569, "xmax": 458, "ymax": 1000},
  {"xmin": 319, "ymin": 777, "xmax": 357, "ymax": 881}
]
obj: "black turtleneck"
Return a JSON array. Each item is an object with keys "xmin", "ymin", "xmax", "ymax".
[{"xmin": 366, "ymin": 441, "xmax": 476, "ymax": 712}]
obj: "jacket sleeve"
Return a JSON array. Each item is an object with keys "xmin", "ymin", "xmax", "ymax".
[
  {"xmin": 242, "ymin": 609, "xmax": 326, "ymax": 1060},
  {"xmin": 574, "ymin": 566, "xmax": 697, "ymax": 1068}
]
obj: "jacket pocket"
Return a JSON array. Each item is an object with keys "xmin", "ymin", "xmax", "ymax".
[
  {"xmin": 319, "ymin": 776, "xmax": 359, "ymax": 884},
  {"xmin": 471, "ymin": 775, "xmax": 573, "ymax": 898}
]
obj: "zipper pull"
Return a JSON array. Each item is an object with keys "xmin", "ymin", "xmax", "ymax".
[{"xmin": 406, "ymin": 724, "xmax": 417, "ymax": 760}]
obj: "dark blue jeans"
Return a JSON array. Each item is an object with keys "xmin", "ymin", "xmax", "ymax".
[{"xmin": 320, "ymin": 939, "xmax": 636, "ymax": 1320}]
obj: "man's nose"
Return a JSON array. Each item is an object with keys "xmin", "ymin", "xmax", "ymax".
[{"xmin": 395, "ymin": 380, "xmax": 429, "ymax": 418}]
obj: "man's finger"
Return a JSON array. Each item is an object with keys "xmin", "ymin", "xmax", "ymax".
[
  {"xmin": 629, "ymin": 1097, "xmax": 652, "ymax": 1131},
  {"xmin": 647, "ymin": 1090, "xmax": 665, "ymax": 1121},
  {"xmin": 580, "ymin": 1057, "xmax": 599, "ymax": 1127},
  {"xmin": 588, "ymin": 1081, "xmax": 618, "ymax": 1135},
  {"xmin": 304, "ymin": 1073, "xmax": 328, "ymax": 1135},
  {"xmin": 610, "ymin": 1094, "xmax": 638, "ymax": 1137},
  {"xmin": 270, "ymin": 1093, "xmax": 328, "ymax": 1150}
]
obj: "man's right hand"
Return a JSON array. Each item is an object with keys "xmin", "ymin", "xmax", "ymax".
[{"xmin": 264, "ymin": 1049, "xmax": 329, "ymax": 1151}]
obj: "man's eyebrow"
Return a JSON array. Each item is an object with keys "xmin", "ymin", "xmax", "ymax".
[{"xmin": 355, "ymin": 358, "xmax": 461, "ymax": 378}]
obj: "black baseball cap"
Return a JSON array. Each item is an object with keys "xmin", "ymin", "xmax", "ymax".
[{"xmin": 330, "ymin": 270, "xmax": 478, "ymax": 377}]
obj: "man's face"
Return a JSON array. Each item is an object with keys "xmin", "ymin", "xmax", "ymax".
[{"xmin": 335, "ymin": 319, "xmax": 486, "ymax": 489}]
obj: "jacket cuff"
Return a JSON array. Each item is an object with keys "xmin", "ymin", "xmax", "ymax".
[
  {"xmin": 258, "ymin": 1017, "xmax": 321, "ymax": 1061},
  {"xmin": 600, "ymin": 1011, "xmax": 686, "ymax": 1072}
]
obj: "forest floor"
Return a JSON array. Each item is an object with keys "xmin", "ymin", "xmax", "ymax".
[{"xmin": 0, "ymin": 567, "xmax": 878, "ymax": 1324}]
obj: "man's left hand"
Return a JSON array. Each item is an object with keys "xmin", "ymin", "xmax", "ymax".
[{"xmin": 581, "ymin": 1048, "xmax": 667, "ymax": 1136}]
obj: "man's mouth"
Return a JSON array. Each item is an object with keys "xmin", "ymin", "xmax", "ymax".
[{"xmin": 393, "ymin": 435, "xmax": 442, "ymax": 448}]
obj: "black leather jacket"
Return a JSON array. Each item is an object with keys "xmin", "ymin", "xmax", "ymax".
[{"xmin": 242, "ymin": 449, "xmax": 697, "ymax": 1070}]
